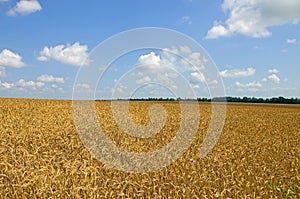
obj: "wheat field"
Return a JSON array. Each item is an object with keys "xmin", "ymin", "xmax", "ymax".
[{"xmin": 0, "ymin": 98, "xmax": 299, "ymax": 198}]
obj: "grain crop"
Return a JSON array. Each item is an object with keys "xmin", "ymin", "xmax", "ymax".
[{"xmin": 0, "ymin": 98, "xmax": 299, "ymax": 198}]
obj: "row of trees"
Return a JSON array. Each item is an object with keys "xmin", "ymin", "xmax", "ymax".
[
  {"xmin": 209, "ymin": 96, "xmax": 300, "ymax": 104},
  {"xmin": 125, "ymin": 96, "xmax": 300, "ymax": 104}
]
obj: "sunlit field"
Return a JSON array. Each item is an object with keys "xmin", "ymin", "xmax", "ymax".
[{"xmin": 0, "ymin": 98, "xmax": 299, "ymax": 198}]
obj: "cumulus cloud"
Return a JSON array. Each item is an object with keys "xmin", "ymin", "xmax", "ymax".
[
  {"xmin": 236, "ymin": 81, "xmax": 262, "ymax": 88},
  {"xmin": 51, "ymin": 84, "xmax": 58, "ymax": 89},
  {"xmin": 136, "ymin": 76, "xmax": 151, "ymax": 84},
  {"xmin": 268, "ymin": 74, "xmax": 280, "ymax": 83},
  {"xmin": 0, "ymin": 79, "xmax": 44, "ymax": 90},
  {"xmin": 113, "ymin": 83, "xmax": 127, "ymax": 94},
  {"xmin": 37, "ymin": 42, "xmax": 90, "ymax": 66},
  {"xmin": 0, "ymin": 66, "xmax": 6, "ymax": 77},
  {"xmin": 138, "ymin": 52, "xmax": 160, "ymax": 65},
  {"xmin": 136, "ymin": 51, "xmax": 179, "ymax": 72},
  {"xmin": 287, "ymin": 38, "xmax": 297, "ymax": 44},
  {"xmin": 7, "ymin": 0, "xmax": 42, "ymax": 16},
  {"xmin": 219, "ymin": 67, "xmax": 256, "ymax": 78},
  {"xmin": 261, "ymin": 77, "xmax": 268, "ymax": 82},
  {"xmin": 74, "ymin": 83, "xmax": 91, "ymax": 90},
  {"xmin": 206, "ymin": 0, "xmax": 300, "ymax": 39},
  {"xmin": 206, "ymin": 24, "xmax": 231, "ymax": 39},
  {"xmin": 16, "ymin": 79, "xmax": 44, "ymax": 88},
  {"xmin": 185, "ymin": 52, "xmax": 203, "ymax": 68},
  {"xmin": 136, "ymin": 52, "xmax": 161, "ymax": 71},
  {"xmin": 268, "ymin": 68, "xmax": 279, "ymax": 74},
  {"xmin": 37, "ymin": 74, "xmax": 65, "ymax": 83},
  {"xmin": 130, "ymin": 47, "xmax": 209, "ymax": 97},
  {"xmin": 135, "ymin": 48, "xmax": 205, "ymax": 86},
  {"xmin": 179, "ymin": 46, "xmax": 192, "ymax": 54},
  {"xmin": 0, "ymin": 81, "xmax": 14, "ymax": 89},
  {"xmin": 0, "ymin": 49, "xmax": 25, "ymax": 68},
  {"xmin": 190, "ymin": 71, "xmax": 206, "ymax": 83},
  {"xmin": 163, "ymin": 46, "xmax": 206, "ymax": 70},
  {"xmin": 134, "ymin": 52, "xmax": 178, "ymax": 92},
  {"xmin": 179, "ymin": 16, "xmax": 192, "ymax": 25}
]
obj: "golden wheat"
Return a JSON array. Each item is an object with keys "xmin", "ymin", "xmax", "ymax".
[{"xmin": 0, "ymin": 98, "xmax": 299, "ymax": 198}]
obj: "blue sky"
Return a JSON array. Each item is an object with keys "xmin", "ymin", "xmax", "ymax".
[{"xmin": 0, "ymin": 0, "xmax": 299, "ymax": 99}]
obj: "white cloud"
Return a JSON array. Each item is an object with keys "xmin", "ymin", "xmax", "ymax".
[
  {"xmin": 130, "ymin": 47, "xmax": 209, "ymax": 97},
  {"xmin": 161, "ymin": 46, "xmax": 205, "ymax": 71},
  {"xmin": 205, "ymin": 24, "xmax": 231, "ymax": 39},
  {"xmin": 16, "ymin": 79, "xmax": 44, "ymax": 88},
  {"xmin": 186, "ymin": 52, "xmax": 202, "ymax": 68},
  {"xmin": 136, "ymin": 76, "xmax": 151, "ymax": 84},
  {"xmin": 37, "ymin": 74, "xmax": 65, "ymax": 83},
  {"xmin": 219, "ymin": 67, "xmax": 256, "ymax": 78},
  {"xmin": 37, "ymin": 42, "xmax": 90, "ymax": 66},
  {"xmin": 191, "ymin": 71, "xmax": 206, "ymax": 82},
  {"xmin": 208, "ymin": 80, "xmax": 218, "ymax": 86},
  {"xmin": 136, "ymin": 52, "xmax": 161, "ymax": 70},
  {"xmin": 206, "ymin": 0, "xmax": 300, "ymax": 39},
  {"xmin": 51, "ymin": 84, "xmax": 58, "ymax": 89},
  {"xmin": 0, "ymin": 79, "xmax": 44, "ymax": 90},
  {"xmin": 236, "ymin": 81, "xmax": 262, "ymax": 88},
  {"xmin": 0, "ymin": 81, "xmax": 13, "ymax": 89},
  {"xmin": 0, "ymin": 49, "xmax": 25, "ymax": 68},
  {"xmin": 268, "ymin": 68, "xmax": 279, "ymax": 74},
  {"xmin": 261, "ymin": 77, "xmax": 268, "ymax": 82},
  {"xmin": 268, "ymin": 74, "xmax": 280, "ymax": 83},
  {"xmin": 7, "ymin": 0, "xmax": 42, "ymax": 16},
  {"xmin": 179, "ymin": 46, "xmax": 192, "ymax": 54},
  {"xmin": 162, "ymin": 47, "xmax": 179, "ymax": 57},
  {"xmin": 0, "ymin": 66, "xmax": 6, "ymax": 77},
  {"xmin": 75, "ymin": 83, "xmax": 90, "ymax": 89},
  {"xmin": 179, "ymin": 16, "xmax": 192, "ymax": 25},
  {"xmin": 287, "ymin": 38, "xmax": 297, "ymax": 44},
  {"xmin": 72, "ymin": 83, "xmax": 94, "ymax": 98},
  {"xmin": 113, "ymin": 84, "xmax": 127, "ymax": 94},
  {"xmin": 136, "ymin": 51, "xmax": 180, "ymax": 74}
]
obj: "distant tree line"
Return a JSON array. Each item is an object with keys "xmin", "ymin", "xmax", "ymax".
[
  {"xmin": 115, "ymin": 96, "xmax": 300, "ymax": 104},
  {"xmin": 209, "ymin": 96, "xmax": 300, "ymax": 104},
  {"xmin": 128, "ymin": 97, "xmax": 176, "ymax": 101}
]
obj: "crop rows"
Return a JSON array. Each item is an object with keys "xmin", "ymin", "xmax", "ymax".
[{"xmin": 0, "ymin": 98, "xmax": 299, "ymax": 198}]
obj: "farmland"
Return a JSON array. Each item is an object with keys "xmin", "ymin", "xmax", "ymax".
[{"xmin": 0, "ymin": 98, "xmax": 299, "ymax": 198}]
